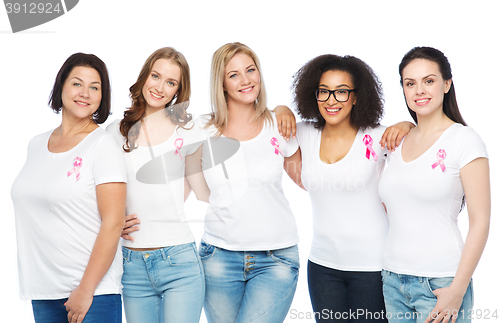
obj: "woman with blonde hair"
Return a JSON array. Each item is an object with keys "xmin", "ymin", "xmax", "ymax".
[
  {"xmin": 198, "ymin": 42, "xmax": 301, "ymax": 323},
  {"xmin": 107, "ymin": 47, "xmax": 206, "ymax": 323}
]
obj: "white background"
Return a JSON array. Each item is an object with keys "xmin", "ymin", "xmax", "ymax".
[{"xmin": 1, "ymin": 0, "xmax": 498, "ymax": 321}]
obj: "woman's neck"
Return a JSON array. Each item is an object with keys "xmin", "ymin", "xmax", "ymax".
[
  {"xmin": 322, "ymin": 119, "xmax": 358, "ymax": 139},
  {"xmin": 55, "ymin": 113, "xmax": 97, "ymax": 138},
  {"xmin": 414, "ymin": 110, "xmax": 455, "ymax": 136}
]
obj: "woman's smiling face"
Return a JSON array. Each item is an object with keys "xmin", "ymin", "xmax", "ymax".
[
  {"xmin": 223, "ymin": 53, "xmax": 261, "ymax": 107},
  {"xmin": 402, "ymin": 58, "xmax": 452, "ymax": 118}
]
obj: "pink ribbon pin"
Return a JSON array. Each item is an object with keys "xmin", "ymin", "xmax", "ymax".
[
  {"xmin": 270, "ymin": 137, "xmax": 284, "ymax": 156},
  {"xmin": 67, "ymin": 157, "xmax": 82, "ymax": 181},
  {"xmin": 431, "ymin": 149, "xmax": 446, "ymax": 171},
  {"xmin": 174, "ymin": 138, "xmax": 184, "ymax": 161},
  {"xmin": 363, "ymin": 134, "xmax": 378, "ymax": 161}
]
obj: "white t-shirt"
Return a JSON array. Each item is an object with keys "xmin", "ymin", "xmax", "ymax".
[
  {"xmin": 11, "ymin": 127, "xmax": 127, "ymax": 300},
  {"xmin": 379, "ymin": 123, "xmax": 488, "ymax": 277},
  {"xmin": 200, "ymin": 114, "xmax": 300, "ymax": 251},
  {"xmin": 297, "ymin": 122, "xmax": 388, "ymax": 271},
  {"xmin": 107, "ymin": 119, "xmax": 205, "ymax": 248}
]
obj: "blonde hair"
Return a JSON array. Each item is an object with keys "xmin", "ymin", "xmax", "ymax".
[{"xmin": 207, "ymin": 42, "xmax": 272, "ymax": 135}]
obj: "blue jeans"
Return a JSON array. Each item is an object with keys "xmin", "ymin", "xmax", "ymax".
[
  {"xmin": 32, "ymin": 294, "xmax": 121, "ymax": 323},
  {"xmin": 199, "ymin": 241, "xmax": 300, "ymax": 323},
  {"xmin": 308, "ymin": 261, "xmax": 387, "ymax": 322},
  {"xmin": 382, "ymin": 270, "xmax": 473, "ymax": 323},
  {"xmin": 122, "ymin": 242, "xmax": 205, "ymax": 323}
]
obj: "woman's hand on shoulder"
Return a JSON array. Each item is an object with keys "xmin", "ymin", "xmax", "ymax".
[
  {"xmin": 379, "ymin": 121, "xmax": 415, "ymax": 151},
  {"xmin": 273, "ymin": 105, "xmax": 296, "ymax": 141}
]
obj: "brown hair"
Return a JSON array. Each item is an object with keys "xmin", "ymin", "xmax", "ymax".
[
  {"xmin": 399, "ymin": 46, "xmax": 466, "ymax": 126},
  {"xmin": 49, "ymin": 53, "xmax": 111, "ymax": 124},
  {"xmin": 120, "ymin": 47, "xmax": 192, "ymax": 151}
]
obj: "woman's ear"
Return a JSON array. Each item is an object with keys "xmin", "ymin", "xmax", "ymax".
[{"xmin": 444, "ymin": 79, "xmax": 452, "ymax": 94}]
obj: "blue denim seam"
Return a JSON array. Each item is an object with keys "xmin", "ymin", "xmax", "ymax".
[
  {"xmin": 248, "ymin": 272, "xmax": 299, "ymax": 323},
  {"xmin": 200, "ymin": 242, "xmax": 219, "ymax": 263},
  {"xmin": 268, "ymin": 251, "xmax": 300, "ymax": 274}
]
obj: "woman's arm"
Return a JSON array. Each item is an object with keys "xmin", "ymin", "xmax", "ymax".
[
  {"xmin": 65, "ymin": 182, "xmax": 126, "ymax": 323},
  {"xmin": 273, "ymin": 105, "xmax": 296, "ymax": 141},
  {"xmin": 425, "ymin": 157, "xmax": 490, "ymax": 323},
  {"xmin": 379, "ymin": 121, "xmax": 415, "ymax": 151},
  {"xmin": 185, "ymin": 145, "xmax": 210, "ymax": 203},
  {"xmin": 284, "ymin": 147, "xmax": 305, "ymax": 190}
]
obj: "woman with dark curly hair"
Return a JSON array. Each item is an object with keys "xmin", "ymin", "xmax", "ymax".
[{"xmin": 283, "ymin": 54, "xmax": 413, "ymax": 322}]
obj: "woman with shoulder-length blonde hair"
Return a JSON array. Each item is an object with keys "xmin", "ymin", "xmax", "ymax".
[
  {"xmin": 198, "ymin": 42, "xmax": 301, "ymax": 323},
  {"xmin": 107, "ymin": 46, "xmax": 207, "ymax": 323},
  {"xmin": 207, "ymin": 42, "xmax": 272, "ymax": 135}
]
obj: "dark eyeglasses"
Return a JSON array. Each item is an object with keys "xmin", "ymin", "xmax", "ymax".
[{"xmin": 315, "ymin": 88, "xmax": 357, "ymax": 102}]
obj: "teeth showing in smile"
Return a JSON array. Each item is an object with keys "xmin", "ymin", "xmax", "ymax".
[
  {"xmin": 240, "ymin": 87, "xmax": 253, "ymax": 93},
  {"xmin": 326, "ymin": 108, "xmax": 340, "ymax": 113},
  {"xmin": 416, "ymin": 99, "xmax": 430, "ymax": 103},
  {"xmin": 151, "ymin": 92, "xmax": 163, "ymax": 99},
  {"xmin": 75, "ymin": 101, "xmax": 89, "ymax": 106}
]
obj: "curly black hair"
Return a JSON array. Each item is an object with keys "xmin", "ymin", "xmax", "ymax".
[{"xmin": 292, "ymin": 54, "xmax": 384, "ymax": 130}]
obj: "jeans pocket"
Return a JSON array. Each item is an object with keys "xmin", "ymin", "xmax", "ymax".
[
  {"xmin": 199, "ymin": 240, "xmax": 218, "ymax": 263},
  {"xmin": 270, "ymin": 245, "xmax": 300, "ymax": 273},
  {"xmin": 168, "ymin": 245, "xmax": 199, "ymax": 266},
  {"xmin": 424, "ymin": 276, "xmax": 454, "ymax": 298}
]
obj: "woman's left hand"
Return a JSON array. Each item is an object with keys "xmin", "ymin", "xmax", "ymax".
[
  {"xmin": 424, "ymin": 286, "xmax": 464, "ymax": 323},
  {"xmin": 274, "ymin": 105, "xmax": 296, "ymax": 140},
  {"xmin": 379, "ymin": 121, "xmax": 415, "ymax": 151},
  {"xmin": 64, "ymin": 286, "xmax": 94, "ymax": 323}
]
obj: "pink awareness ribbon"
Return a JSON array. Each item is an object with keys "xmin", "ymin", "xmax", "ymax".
[
  {"xmin": 270, "ymin": 137, "xmax": 284, "ymax": 156},
  {"xmin": 363, "ymin": 134, "xmax": 378, "ymax": 161},
  {"xmin": 431, "ymin": 149, "xmax": 446, "ymax": 171},
  {"xmin": 174, "ymin": 138, "xmax": 184, "ymax": 161},
  {"xmin": 67, "ymin": 157, "xmax": 82, "ymax": 181}
]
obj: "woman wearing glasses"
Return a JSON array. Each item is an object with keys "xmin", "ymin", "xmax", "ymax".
[
  {"xmin": 285, "ymin": 54, "xmax": 413, "ymax": 322},
  {"xmin": 379, "ymin": 47, "xmax": 490, "ymax": 323}
]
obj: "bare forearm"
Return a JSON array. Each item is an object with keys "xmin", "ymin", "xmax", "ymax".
[
  {"xmin": 450, "ymin": 220, "xmax": 489, "ymax": 294},
  {"xmin": 78, "ymin": 219, "xmax": 124, "ymax": 294}
]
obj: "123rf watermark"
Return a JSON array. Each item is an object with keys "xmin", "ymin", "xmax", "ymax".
[
  {"xmin": 3, "ymin": 0, "xmax": 79, "ymax": 33},
  {"xmin": 289, "ymin": 308, "xmax": 499, "ymax": 320}
]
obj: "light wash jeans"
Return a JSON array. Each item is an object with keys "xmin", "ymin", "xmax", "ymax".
[
  {"xmin": 382, "ymin": 270, "xmax": 473, "ymax": 323},
  {"xmin": 122, "ymin": 242, "xmax": 205, "ymax": 323},
  {"xmin": 32, "ymin": 294, "xmax": 121, "ymax": 323},
  {"xmin": 199, "ymin": 240, "xmax": 300, "ymax": 323}
]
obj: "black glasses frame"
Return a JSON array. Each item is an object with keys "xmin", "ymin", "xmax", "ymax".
[{"xmin": 315, "ymin": 88, "xmax": 357, "ymax": 102}]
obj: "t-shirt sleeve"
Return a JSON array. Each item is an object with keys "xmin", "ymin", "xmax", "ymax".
[
  {"xmin": 105, "ymin": 119, "xmax": 125, "ymax": 146},
  {"xmin": 179, "ymin": 121, "xmax": 207, "ymax": 156},
  {"xmin": 455, "ymin": 126, "xmax": 488, "ymax": 168},
  {"xmin": 93, "ymin": 134, "xmax": 127, "ymax": 185},
  {"xmin": 295, "ymin": 122, "xmax": 308, "ymax": 148},
  {"xmin": 283, "ymin": 136, "xmax": 299, "ymax": 157},
  {"xmin": 370, "ymin": 125, "xmax": 388, "ymax": 162}
]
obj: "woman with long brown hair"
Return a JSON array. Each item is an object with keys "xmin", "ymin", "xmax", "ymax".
[{"xmin": 107, "ymin": 47, "xmax": 206, "ymax": 323}]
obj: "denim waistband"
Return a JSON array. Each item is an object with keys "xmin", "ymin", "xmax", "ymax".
[{"xmin": 122, "ymin": 242, "xmax": 196, "ymax": 261}]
